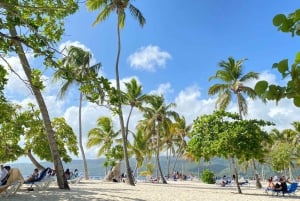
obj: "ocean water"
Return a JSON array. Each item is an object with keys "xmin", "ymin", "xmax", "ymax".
[{"xmin": 9, "ymin": 159, "xmax": 107, "ymax": 178}]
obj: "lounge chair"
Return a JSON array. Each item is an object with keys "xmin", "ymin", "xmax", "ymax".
[
  {"xmin": 285, "ymin": 182, "xmax": 298, "ymax": 196},
  {"xmin": 25, "ymin": 167, "xmax": 55, "ymax": 190},
  {"xmin": 0, "ymin": 168, "xmax": 24, "ymax": 197},
  {"xmin": 266, "ymin": 182, "xmax": 298, "ymax": 196},
  {"xmin": 68, "ymin": 176, "xmax": 83, "ymax": 185}
]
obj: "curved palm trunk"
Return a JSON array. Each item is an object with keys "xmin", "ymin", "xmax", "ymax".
[
  {"xmin": 27, "ymin": 149, "xmax": 45, "ymax": 170},
  {"xmin": 79, "ymin": 92, "xmax": 89, "ymax": 180},
  {"xmin": 156, "ymin": 125, "xmax": 167, "ymax": 184},
  {"xmin": 171, "ymin": 142, "xmax": 184, "ymax": 174},
  {"xmin": 115, "ymin": 11, "xmax": 134, "ymax": 186},
  {"xmin": 9, "ymin": 25, "xmax": 68, "ymax": 189}
]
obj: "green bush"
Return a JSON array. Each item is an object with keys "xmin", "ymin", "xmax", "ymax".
[{"xmin": 201, "ymin": 169, "xmax": 215, "ymax": 184}]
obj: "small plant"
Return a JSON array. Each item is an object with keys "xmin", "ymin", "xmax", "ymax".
[{"xmin": 201, "ymin": 169, "xmax": 215, "ymax": 184}]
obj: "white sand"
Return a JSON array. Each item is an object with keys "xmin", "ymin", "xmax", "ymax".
[{"xmin": 1, "ymin": 180, "xmax": 298, "ymax": 201}]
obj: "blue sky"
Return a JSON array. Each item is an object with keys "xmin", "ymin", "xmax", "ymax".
[
  {"xmin": 62, "ymin": 0, "xmax": 300, "ymax": 101},
  {"xmin": 3, "ymin": 0, "xmax": 300, "ymax": 163}
]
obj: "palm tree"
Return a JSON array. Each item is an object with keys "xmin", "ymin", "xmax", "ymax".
[
  {"xmin": 170, "ymin": 116, "xmax": 191, "ymax": 176},
  {"xmin": 129, "ymin": 128, "xmax": 151, "ymax": 177},
  {"xmin": 53, "ymin": 45, "xmax": 101, "ymax": 180},
  {"xmin": 123, "ymin": 78, "xmax": 151, "ymax": 139},
  {"xmin": 208, "ymin": 57, "xmax": 261, "ymax": 119},
  {"xmin": 86, "ymin": 116, "xmax": 119, "ymax": 175},
  {"xmin": 86, "ymin": 0, "xmax": 145, "ymax": 185},
  {"xmin": 7, "ymin": 24, "xmax": 68, "ymax": 189},
  {"xmin": 208, "ymin": 56, "xmax": 263, "ymax": 189},
  {"xmin": 140, "ymin": 95, "xmax": 179, "ymax": 184}
]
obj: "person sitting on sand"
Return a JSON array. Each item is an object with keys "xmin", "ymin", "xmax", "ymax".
[
  {"xmin": 64, "ymin": 168, "xmax": 71, "ymax": 180},
  {"xmin": 265, "ymin": 177, "xmax": 275, "ymax": 192},
  {"xmin": 274, "ymin": 177, "xmax": 287, "ymax": 193}
]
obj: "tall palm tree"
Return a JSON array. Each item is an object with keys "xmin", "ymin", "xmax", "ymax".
[
  {"xmin": 208, "ymin": 57, "xmax": 263, "ymax": 189},
  {"xmin": 86, "ymin": 0, "xmax": 145, "ymax": 185},
  {"xmin": 140, "ymin": 95, "xmax": 179, "ymax": 184},
  {"xmin": 53, "ymin": 45, "xmax": 101, "ymax": 180},
  {"xmin": 86, "ymin": 116, "xmax": 119, "ymax": 174}
]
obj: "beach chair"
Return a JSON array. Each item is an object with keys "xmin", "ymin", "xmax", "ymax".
[
  {"xmin": 25, "ymin": 167, "xmax": 54, "ymax": 190},
  {"xmin": 0, "ymin": 180, "xmax": 23, "ymax": 197},
  {"xmin": 285, "ymin": 183, "xmax": 298, "ymax": 196},
  {"xmin": 0, "ymin": 168, "xmax": 24, "ymax": 197},
  {"xmin": 68, "ymin": 176, "xmax": 83, "ymax": 185}
]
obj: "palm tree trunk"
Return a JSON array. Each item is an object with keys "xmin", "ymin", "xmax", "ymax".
[
  {"xmin": 8, "ymin": 24, "xmax": 68, "ymax": 189},
  {"xmin": 252, "ymin": 160, "xmax": 262, "ymax": 188},
  {"xmin": 231, "ymin": 158, "xmax": 242, "ymax": 194},
  {"xmin": 79, "ymin": 92, "xmax": 89, "ymax": 180},
  {"xmin": 156, "ymin": 126, "xmax": 167, "ymax": 184},
  {"xmin": 115, "ymin": 10, "xmax": 134, "ymax": 186}
]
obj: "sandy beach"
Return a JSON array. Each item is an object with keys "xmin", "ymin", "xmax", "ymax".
[{"xmin": 1, "ymin": 179, "xmax": 299, "ymax": 201}]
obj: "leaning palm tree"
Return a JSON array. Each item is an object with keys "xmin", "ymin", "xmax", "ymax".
[
  {"xmin": 208, "ymin": 57, "xmax": 263, "ymax": 189},
  {"xmin": 53, "ymin": 45, "xmax": 101, "ymax": 180},
  {"xmin": 7, "ymin": 19, "xmax": 68, "ymax": 189},
  {"xmin": 86, "ymin": 116, "xmax": 119, "ymax": 175},
  {"xmin": 86, "ymin": 0, "xmax": 146, "ymax": 186}
]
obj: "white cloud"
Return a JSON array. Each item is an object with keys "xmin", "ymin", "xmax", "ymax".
[
  {"xmin": 174, "ymin": 85, "xmax": 215, "ymax": 124},
  {"xmin": 128, "ymin": 45, "xmax": 171, "ymax": 71},
  {"xmin": 149, "ymin": 82, "xmax": 173, "ymax": 96}
]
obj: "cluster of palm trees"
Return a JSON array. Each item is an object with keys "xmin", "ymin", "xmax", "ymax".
[{"xmin": 55, "ymin": 39, "xmax": 300, "ymax": 189}]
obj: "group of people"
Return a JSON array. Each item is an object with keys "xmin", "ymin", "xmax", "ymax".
[
  {"xmin": 24, "ymin": 167, "xmax": 79, "ymax": 183},
  {"xmin": 265, "ymin": 175, "xmax": 289, "ymax": 193},
  {"xmin": 64, "ymin": 168, "xmax": 79, "ymax": 180}
]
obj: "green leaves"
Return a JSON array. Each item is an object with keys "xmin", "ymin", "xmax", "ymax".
[
  {"xmin": 294, "ymin": 96, "xmax": 300, "ymax": 107},
  {"xmin": 273, "ymin": 14, "xmax": 286, "ymax": 26},
  {"xmin": 187, "ymin": 110, "xmax": 273, "ymax": 163},
  {"xmin": 273, "ymin": 59, "xmax": 289, "ymax": 74},
  {"xmin": 254, "ymin": 80, "xmax": 268, "ymax": 94}
]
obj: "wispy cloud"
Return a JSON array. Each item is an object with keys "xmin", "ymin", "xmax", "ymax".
[{"xmin": 128, "ymin": 45, "xmax": 171, "ymax": 72}]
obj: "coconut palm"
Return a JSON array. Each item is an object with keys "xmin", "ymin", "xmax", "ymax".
[
  {"xmin": 123, "ymin": 78, "xmax": 151, "ymax": 139},
  {"xmin": 86, "ymin": 0, "xmax": 145, "ymax": 185},
  {"xmin": 208, "ymin": 57, "xmax": 261, "ymax": 119},
  {"xmin": 129, "ymin": 128, "xmax": 151, "ymax": 177},
  {"xmin": 208, "ymin": 57, "xmax": 263, "ymax": 189},
  {"xmin": 53, "ymin": 45, "xmax": 101, "ymax": 180},
  {"xmin": 87, "ymin": 116, "xmax": 119, "ymax": 174},
  {"xmin": 140, "ymin": 95, "xmax": 179, "ymax": 184}
]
